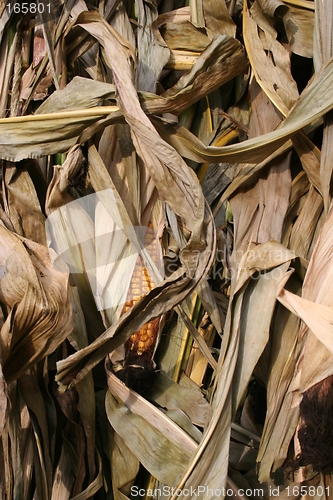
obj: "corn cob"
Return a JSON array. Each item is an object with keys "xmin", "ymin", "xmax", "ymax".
[
  {"xmin": 116, "ymin": 224, "xmax": 162, "ymax": 394},
  {"xmin": 122, "ymin": 254, "xmax": 160, "ymax": 357}
]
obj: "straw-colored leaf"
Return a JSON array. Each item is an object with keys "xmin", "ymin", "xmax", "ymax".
[
  {"xmin": 145, "ymin": 34, "xmax": 249, "ymax": 116},
  {"xmin": 150, "ymin": 371, "xmax": 209, "ymax": 427},
  {"xmin": 258, "ymin": 275, "xmax": 303, "ymax": 481},
  {"xmin": 152, "ymin": 54, "xmax": 333, "ymax": 165},
  {"xmin": 203, "ymin": 0, "xmax": 236, "ymax": 38},
  {"xmin": 0, "ymin": 231, "xmax": 73, "ymax": 382},
  {"xmin": 278, "ymin": 206, "xmax": 333, "ymax": 401},
  {"xmin": 233, "ymin": 261, "xmax": 291, "ymax": 411},
  {"xmin": 278, "ymin": 289, "xmax": 333, "ymax": 372},
  {"xmin": 243, "ymin": 0, "xmax": 299, "ymax": 116},
  {"xmin": 313, "ymin": 0, "xmax": 333, "ymax": 212},
  {"xmin": 0, "ymin": 75, "xmax": 118, "ymax": 161},
  {"xmin": 288, "ymin": 186, "xmax": 323, "ymax": 259},
  {"xmin": 105, "ymin": 362, "xmax": 197, "ymax": 486},
  {"xmin": 291, "ymin": 133, "xmax": 321, "ymax": 193},
  {"xmin": 283, "ymin": 6, "xmax": 314, "ymax": 58},
  {"xmin": 162, "ymin": 23, "xmax": 210, "ymax": 52},
  {"xmin": 190, "ymin": 0, "xmax": 205, "ymax": 28},
  {"xmin": 135, "ymin": 0, "xmax": 170, "ymax": 92},
  {"xmin": 3, "ymin": 161, "xmax": 47, "ymax": 245},
  {"xmin": 0, "ymin": 347, "xmax": 7, "ymax": 436},
  {"xmin": 110, "ymin": 432, "xmax": 140, "ymax": 500},
  {"xmin": 166, "ymin": 243, "xmax": 294, "ymax": 499}
]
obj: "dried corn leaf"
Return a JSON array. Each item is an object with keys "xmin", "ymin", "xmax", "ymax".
[
  {"xmin": 300, "ymin": 208, "xmax": 333, "ymax": 307},
  {"xmin": 258, "ymin": 275, "xmax": 303, "ymax": 481},
  {"xmin": 110, "ymin": 432, "xmax": 140, "ymax": 500},
  {"xmin": 52, "ymin": 450, "xmax": 103, "ymax": 500},
  {"xmin": 51, "ymin": 447, "xmax": 74, "ymax": 500},
  {"xmin": 0, "ymin": 75, "xmax": 118, "ymax": 161},
  {"xmin": 0, "ymin": 30, "xmax": 16, "ymax": 117},
  {"xmin": 105, "ymin": 362, "xmax": 197, "ymax": 486},
  {"xmin": 313, "ymin": 0, "xmax": 333, "ymax": 71},
  {"xmin": 282, "ymin": 172, "xmax": 310, "ymax": 249},
  {"xmin": 0, "ymin": 347, "xmax": 6, "ymax": 436},
  {"xmin": 97, "ymin": 124, "xmax": 137, "ymax": 218},
  {"xmin": 256, "ymin": 0, "xmax": 288, "ymax": 17},
  {"xmin": 0, "ymin": 225, "xmax": 41, "ymax": 309},
  {"xmin": 150, "ymin": 371, "xmax": 209, "ymax": 427},
  {"xmin": 152, "ymin": 53, "xmax": 333, "ymax": 166},
  {"xmin": 291, "ymin": 133, "xmax": 321, "ymax": 193},
  {"xmin": 229, "ymin": 441, "xmax": 258, "ymax": 471},
  {"xmin": 18, "ymin": 371, "xmax": 53, "ymax": 493},
  {"xmin": 135, "ymin": 0, "xmax": 170, "ymax": 92},
  {"xmin": 203, "ymin": 0, "xmax": 235, "ymax": 37},
  {"xmin": 190, "ymin": 0, "xmax": 205, "ymax": 28},
  {"xmin": 165, "ymin": 409, "xmax": 203, "ymax": 444},
  {"xmin": 0, "ymin": 231, "xmax": 72, "ymax": 382},
  {"xmin": 283, "ymin": 6, "xmax": 314, "ymax": 58},
  {"xmin": 279, "ymin": 202, "xmax": 333, "ymax": 397},
  {"xmin": 169, "ymin": 243, "xmax": 295, "ymax": 499},
  {"xmin": 161, "ymin": 20, "xmax": 211, "ymax": 51},
  {"xmin": 36, "ymin": 76, "xmax": 116, "ymax": 114},
  {"xmin": 3, "ymin": 162, "xmax": 46, "ymax": 245},
  {"xmin": 288, "ymin": 186, "xmax": 323, "ymax": 260},
  {"xmin": 196, "ymin": 279, "xmax": 223, "ymax": 334},
  {"xmin": 233, "ymin": 261, "xmax": 291, "ymax": 411},
  {"xmin": 243, "ymin": 0, "xmax": 299, "ymax": 116},
  {"xmin": 280, "ymin": 281, "xmax": 333, "ymax": 333},
  {"xmin": 0, "ymin": 106, "xmax": 120, "ymax": 162},
  {"xmin": 284, "ymin": 0, "xmax": 314, "ymax": 9},
  {"xmin": 229, "ymin": 80, "xmax": 291, "ymax": 262},
  {"xmin": 145, "ymin": 34, "xmax": 248, "ymax": 115},
  {"xmin": 233, "ymin": 242, "xmax": 296, "ymax": 294},
  {"xmin": 313, "ymin": 0, "xmax": 333, "ymax": 211},
  {"xmin": 38, "ymin": 1, "xmax": 59, "ymax": 92},
  {"xmin": 165, "ymin": 49, "xmax": 201, "ymax": 70}
]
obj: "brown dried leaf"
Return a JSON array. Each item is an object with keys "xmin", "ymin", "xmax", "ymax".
[
  {"xmin": 105, "ymin": 361, "xmax": 197, "ymax": 486},
  {"xmin": 243, "ymin": 0, "xmax": 299, "ymax": 116},
  {"xmin": 283, "ymin": 6, "xmax": 314, "ymax": 58},
  {"xmin": 0, "ymin": 232, "xmax": 73, "ymax": 382}
]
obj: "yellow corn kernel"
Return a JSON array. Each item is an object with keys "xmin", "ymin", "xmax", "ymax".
[{"xmin": 122, "ymin": 224, "xmax": 161, "ymax": 357}]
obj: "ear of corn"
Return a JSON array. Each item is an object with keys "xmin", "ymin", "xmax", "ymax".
[
  {"xmin": 122, "ymin": 253, "xmax": 161, "ymax": 358},
  {"xmin": 116, "ymin": 223, "xmax": 163, "ymax": 393}
]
